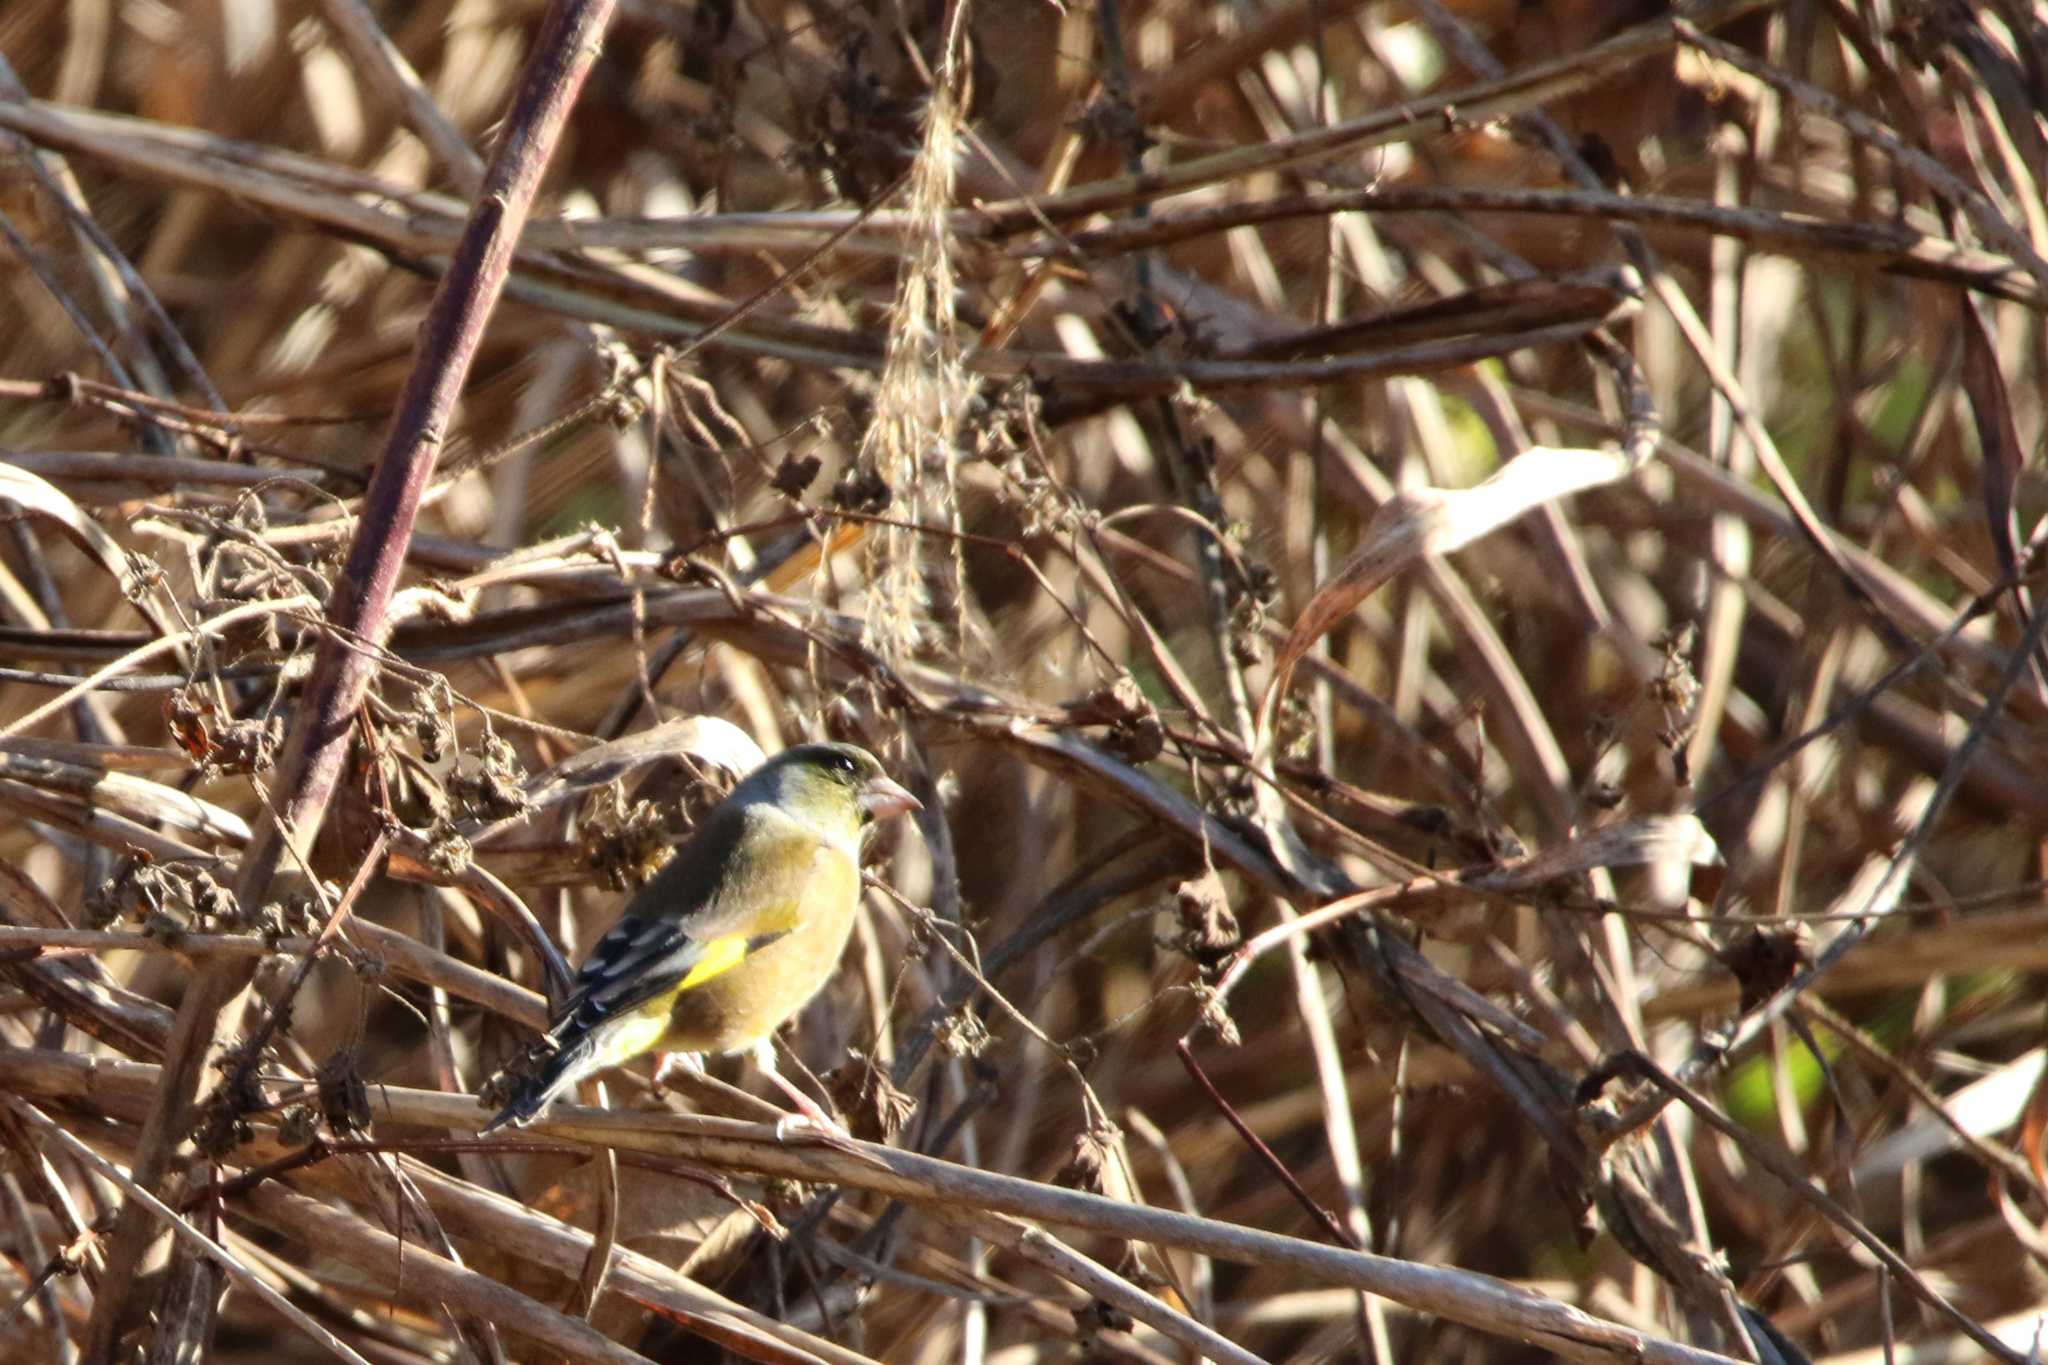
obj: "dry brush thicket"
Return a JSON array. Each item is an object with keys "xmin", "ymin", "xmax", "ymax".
[{"xmin": 0, "ymin": 0, "xmax": 2045, "ymax": 1361}]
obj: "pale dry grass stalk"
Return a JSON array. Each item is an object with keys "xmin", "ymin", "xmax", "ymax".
[{"xmin": 859, "ymin": 0, "xmax": 979, "ymax": 667}]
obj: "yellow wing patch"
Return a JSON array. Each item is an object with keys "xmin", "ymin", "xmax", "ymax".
[
  {"xmin": 675, "ymin": 933, "xmax": 752, "ymax": 992},
  {"xmin": 591, "ymin": 1005, "xmax": 674, "ymax": 1070}
]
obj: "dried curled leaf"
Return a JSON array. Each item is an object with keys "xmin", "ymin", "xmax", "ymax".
[{"xmin": 1270, "ymin": 445, "xmax": 1635, "ymax": 707}]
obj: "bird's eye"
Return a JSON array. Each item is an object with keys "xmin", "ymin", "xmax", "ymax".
[{"xmin": 823, "ymin": 750, "xmax": 858, "ymax": 776}]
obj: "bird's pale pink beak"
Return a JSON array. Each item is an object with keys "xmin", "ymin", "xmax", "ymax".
[{"xmin": 860, "ymin": 775, "xmax": 922, "ymax": 820}]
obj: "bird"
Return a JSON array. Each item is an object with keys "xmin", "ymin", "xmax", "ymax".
[{"xmin": 480, "ymin": 741, "xmax": 920, "ymax": 1135}]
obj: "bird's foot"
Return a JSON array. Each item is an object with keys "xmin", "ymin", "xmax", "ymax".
[
  {"xmin": 770, "ymin": 1108, "xmax": 886, "ymax": 1166},
  {"xmin": 650, "ymin": 1050, "xmax": 705, "ymax": 1099},
  {"xmin": 761, "ymin": 1068, "xmax": 884, "ymax": 1165}
]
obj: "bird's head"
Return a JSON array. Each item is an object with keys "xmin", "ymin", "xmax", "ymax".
[{"xmin": 748, "ymin": 741, "xmax": 921, "ymax": 843}]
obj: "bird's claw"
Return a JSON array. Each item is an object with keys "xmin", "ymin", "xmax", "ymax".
[
  {"xmin": 771, "ymin": 1110, "xmax": 888, "ymax": 1167},
  {"xmin": 650, "ymin": 1050, "xmax": 707, "ymax": 1099}
]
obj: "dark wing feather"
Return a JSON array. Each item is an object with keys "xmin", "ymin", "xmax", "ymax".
[{"xmin": 549, "ymin": 913, "xmax": 791, "ymax": 1042}]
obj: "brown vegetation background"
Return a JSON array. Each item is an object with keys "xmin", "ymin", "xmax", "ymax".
[{"xmin": 0, "ymin": 0, "xmax": 2045, "ymax": 1361}]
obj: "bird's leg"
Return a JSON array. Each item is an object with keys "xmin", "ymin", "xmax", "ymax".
[
  {"xmin": 752, "ymin": 1041, "xmax": 865, "ymax": 1152},
  {"xmin": 650, "ymin": 1050, "xmax": 705, "ymax": 1098}
]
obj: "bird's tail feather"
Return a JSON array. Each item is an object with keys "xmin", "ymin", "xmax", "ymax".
[{"xmin": 479, "ymin": 1034, "xmax": 598, "ymax": 1133}]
